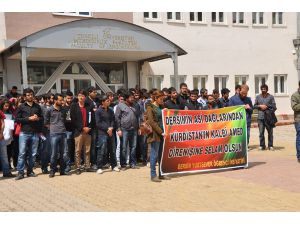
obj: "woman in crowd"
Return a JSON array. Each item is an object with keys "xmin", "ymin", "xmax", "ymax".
[{"xmin": 146, "ymin": 90, "xmax": 170, "ymax": 182}]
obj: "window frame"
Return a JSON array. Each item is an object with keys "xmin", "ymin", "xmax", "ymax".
[
  {"xmin": 52, "ymin": 12, "xmax": 92, "ymax": 17},
  {"xmin": 167, "ymin": 12, "xmax": 184, "ymax": 23},
  {"xmin": 214, "ymin": 75, "xmax": 228, "ymax": 91},
  {"xmin": 189, "ymin": 12, "xmax": 206, "ymax": 24},
  {"xmin": 211, "ymin": 12, "xmax": 227, "ymax": 25},
  {"xmin": 274, "ymin": 74, "xmax": 287, "ymax": 95},
  {"xmin": 143, "ymin": 12, "xmax": 162, "ymax": 22},
  {"xmin": 232, "ymin": 12, "xmax": 247, "ymax": 26},
  {"xmin": 146, "ymin": 75, "xmax": 164, "ymax": 90},
  {"xmin": 252, "ymin": 12, "xmax": 267, "ymax": 27},
  {"xmin": 235, "ymin": 75, "xmax": 248, "ymax": 85},
  {"xmin": 272, "ymin": 12, "xmax": 285, "ymax": 27},
  {"xmin": 254, "ymin": 74, "xmax": 268, "ymax": 95},
  {"xmin": 193, "ymin": 75, "xmax": 207, "ymax": 90},
  {"xmin": 170, "ymin": 75, "xmax": 187, "ymax": 88}
]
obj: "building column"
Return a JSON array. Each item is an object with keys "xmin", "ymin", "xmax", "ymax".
[
  {"xmin": 169, "ymin": 51, "xmax": 179, "ymax": 91},
  {"xmin": 21, "ymin": 47, "xmax": 28, "ymax": 89}
]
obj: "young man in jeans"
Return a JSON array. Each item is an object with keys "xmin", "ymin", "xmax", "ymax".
[
  {"xmin": 115, "ymin": 91, "xmax": 139, "ymax": 170},
  {"xmin": 95, "ymin": 95, "xmax": 119, "ymax": 174},
  {"xmin": 70, "ymin": 89, "xmax": 94, "ymax": 175},
  {"xmin": 15, "ymin": 88, "xmax": 43, "ymax": 180},
  {"xmin": 44, "ymin": 94, "xmax": 69, "ymax": 178}
]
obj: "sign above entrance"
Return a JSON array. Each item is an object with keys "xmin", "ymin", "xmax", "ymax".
[{"xmin": 69, "ymin": 28, "xmax": 140, "ymax": 50}]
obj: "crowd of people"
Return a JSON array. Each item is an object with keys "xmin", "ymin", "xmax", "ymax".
[{"xmin": 0, "ymin": 82, "xmax": 279, "ymax": 182}]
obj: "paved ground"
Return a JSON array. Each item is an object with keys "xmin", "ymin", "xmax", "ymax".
[{"xmin": 1, "ymin": 124, "xmax": 300, "ymax": 212}]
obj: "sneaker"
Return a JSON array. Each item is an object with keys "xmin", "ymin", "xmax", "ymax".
[
  {"xmin": 3, "ymin": 172, "xmax": 15, "ymax": 178},
  {"xmin": 297, "ymin": 159, "xmax": 300, "ymax": 163},
  {"xmin": 259, "ymin": 146, "xmax": 265, "ymax": 151},
  {"xmin": 76, "ymin": 169, "xmax": 81, "ymax": 175},
  {"xmin": 42, "ymin": 169, "xmax": 49, "ymax": 174},
  {"xmin": 113, "ymin": 167, "xmax": 120, "ymax": 172},
  {"xmin": 146, "ymin": 162, "xmax": 150, "ymax": 167},
  {"xmin": 49, "ymin": 172, "xmax": 55, "ymax": 178},
  {"xmin": 27, "ymin": 171, "xmax": 37, "ymax": 177},
  {"xmin": 96, "ymin": 169, "xmax": 104, "ymax": 174},
  {"xmin": 130, "ymin": 165, "xmax": 140, "ymax": 169},
  {"xmin": 15, "ymin": 173, "xmax": 24, "ymax": 180},
  {"xmin": 159, "ymin": 176, "xmax": 171, "ymax": 180},
  {"xmin": 151, "ymin": 176, "xmax": 162, "ymax": 182},
  {"xmin": 269, "ymin": 147, "xmax": 274, "ymax": 151},
  {"xmin": 92, "ymin": 164, "xmax": 98, "ymax": 170},
  {"xmin": 116, "ymin": 162, "xmax": 121, "ymax": 168},
  {"xmin": 120, "ymin": 166, "xmax": 127, "ymax": 171},
  {"xmin": 85, "ymin": 167, "xmax": 96, "ymax": 172}
]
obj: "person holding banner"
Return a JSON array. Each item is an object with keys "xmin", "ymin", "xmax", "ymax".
[
  {"xmin": 228, "ymin": 84, "xmax": 253, "ymax": 145},
  {"xmin": 146, "ymin": 90, "xmax": 170, "ymax": 182}
]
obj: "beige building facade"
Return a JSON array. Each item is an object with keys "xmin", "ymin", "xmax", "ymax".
[
  {"xmin": 0, "ymin": 12, "xmax": 299, "ymax": 115},
  {"xmin": 134, "ymin": 12, "xmax": 299, "ymax": 115}
]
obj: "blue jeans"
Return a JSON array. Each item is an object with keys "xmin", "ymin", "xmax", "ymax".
[
  {"xmin": 96, "ymin": 134, "xmax": 117, "ymax": 169},
  {"xmin": 258, "ymin": 119, "xmax": 273, "ymax": 148},
  {"xmin": 121, "ymin": 129, "xmax": 137, "ymax": 167},
  {"xmin": 294, "ymin": 122, "xmax": 300, "ymax": 159},
  {"xmin": 90, "ymin": 129, "xmax": 98, "ymax": 166},
  {"xmin": 50, "ymin": 133, "xmax": 67, "ymax": 173},
  {"xmin": 150, "ymin": 141, "xmax": 160, "ymax": 178},
  {"xmin": 0, "ymin": 140, "xmax": 10, "ymax": 175},
  {"xmin": 65, "ymin": 131, "xmax": 74, "ymax": 169},
  {"xmin": 17, "ymin": 132, "xmax": 39, "ymax": 174}
]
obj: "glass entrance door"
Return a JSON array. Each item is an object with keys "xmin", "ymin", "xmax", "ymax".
[{"xmin": 58, "ymin": 75, "xmax": 96, "ymax": 95}]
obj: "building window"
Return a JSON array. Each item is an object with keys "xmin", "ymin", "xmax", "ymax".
[
  {"xmin": 53, "ymin": 12, "xmax": 92, "ymax": 17},
  {"xmin": 170, "ymin": 75, "xmax": 186, "ymax": 88},
  {"xmin": 214, "ymin": 75, "xmax": 228, "ymax": 90},
  {"xmin": 212, "ymin": 12, "xmax": 225, "ymax": 23},
  {"xmin": 147, "ymin": 75, "xmax": 164, "ymax": 90},
  {"xmin": 274, "ymin": 74, "xmax": 287, "ymax": 94},
  {"xmin": 252, "ymin": 12, "xmax": 264, "ymax": 25},
  {"xmin": 235, "ymin": 75, "xmax": 248, "ymax": 85},
  {"xmin": 255, "ymin": 75, "xmax": 268, "ymax": 94},
  {"xmin": 232, "ymin": 12, "xmax": 245, "ymax": 24},
  {"xmin": 193, "ymin": 76, "xmax": 207, "ymax": 90},
  {"xmin": 167, "ymin": 12, "xmax": 182, "ymax": 22},
  {"xmin": 190, "ymin": 12, "xmax": 204, "ymax": 23},
  {"xmin": 272, "ymin": 12, "xmax": 283, "ymax": 25},
  {"xmin": 143, "ymin": 12, "xmax": 160, "ymax": 21}
]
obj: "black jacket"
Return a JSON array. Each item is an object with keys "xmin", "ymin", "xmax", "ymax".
[
  {"xmin": 70, "ymin": 102, "xmax": 95, "ymax": 137},
  {"xmin": 185, "ymin": 101, "xmax": 205, "ymax": 110},
  {"xmin": 15, "ymin": 102, "xmax": 43, "ymax": 133},
  {"xmin": 95, "ymin": 107, "xmax": 115, "ymax": 135}
]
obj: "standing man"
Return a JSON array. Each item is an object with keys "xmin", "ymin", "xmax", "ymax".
[
  {"xmin": 95, "ymin": 95, "xmax": 119, "ymax": 174},
  {"xmin": 228, "ymin": 84, "xmax": 253, "ymax": 145},
  {"xmin": 212, "ymin": 89, "xmax": 223, "ymax": 109},
  {"xmin": 178, "ymin": 83, "xmax": 189, "ymax": 109},
  {"xmin": 45, "ymin": 94, "xmax": 69, "ymax": 177},
  {"xmin": 291, "ymin": 81, "xmax": 300, "ymax": 163},
  {"xmin": 254, "ymin": 84, "xmax": 277, "ymax": 151},
  {"xmin": 185, "ymin": 89, "xmax": 205, "ymax": 110},
  {"xmin": 5, "ymin": 86, "xmax": 19, "ymax": 100},
  {"xmin": 15, "ymin": 88, "xmax": 43, "ymax": 180},
  {"xmin": 165, "ymin": 87, "xmax": 181, "ymax": 109},
  {"xmin": 198, "ymin": 88, "xmax": 208, "ymax": 108},
  {"xmin": 70, "ymin": 89, "xmax": 94, "ymax": 175},
  {"xmin": 219, "ymin": 88, "xmax": 230, "ymax": 107},
  {"xmin": 115, "ymin": 91, "xmax": 139, "ymax": 169},
  {"xmin": 62, "ymin": 90, "xmax": 74, "ymax": 171},
  {"xmin": 85, "ymin": 86, "xmax": 98, "ymax": 170}
]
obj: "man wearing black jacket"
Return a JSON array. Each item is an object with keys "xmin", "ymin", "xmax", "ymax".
[
  {"xmin": 70, "ymin": 89, "xmax": 94, "ymax": 175},
  {"xmin": 15, "ymin": 88, "xmax": 43, "ymax": 180},
  {"xmin": 185, "ymin": 89, "xmax": 206, "ymax": 110},
  {"xmin": 95, "ymin": 95, "xmax": 119, "ymax": 174},
  {"xmin": 85, "ymin": 86, "xmax": 98, "ymax": 169}
]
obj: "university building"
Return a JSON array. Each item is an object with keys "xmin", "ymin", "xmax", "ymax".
[{"xmin": 0, "ymin": 12, "xmax": 299, "ymax": 115}]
